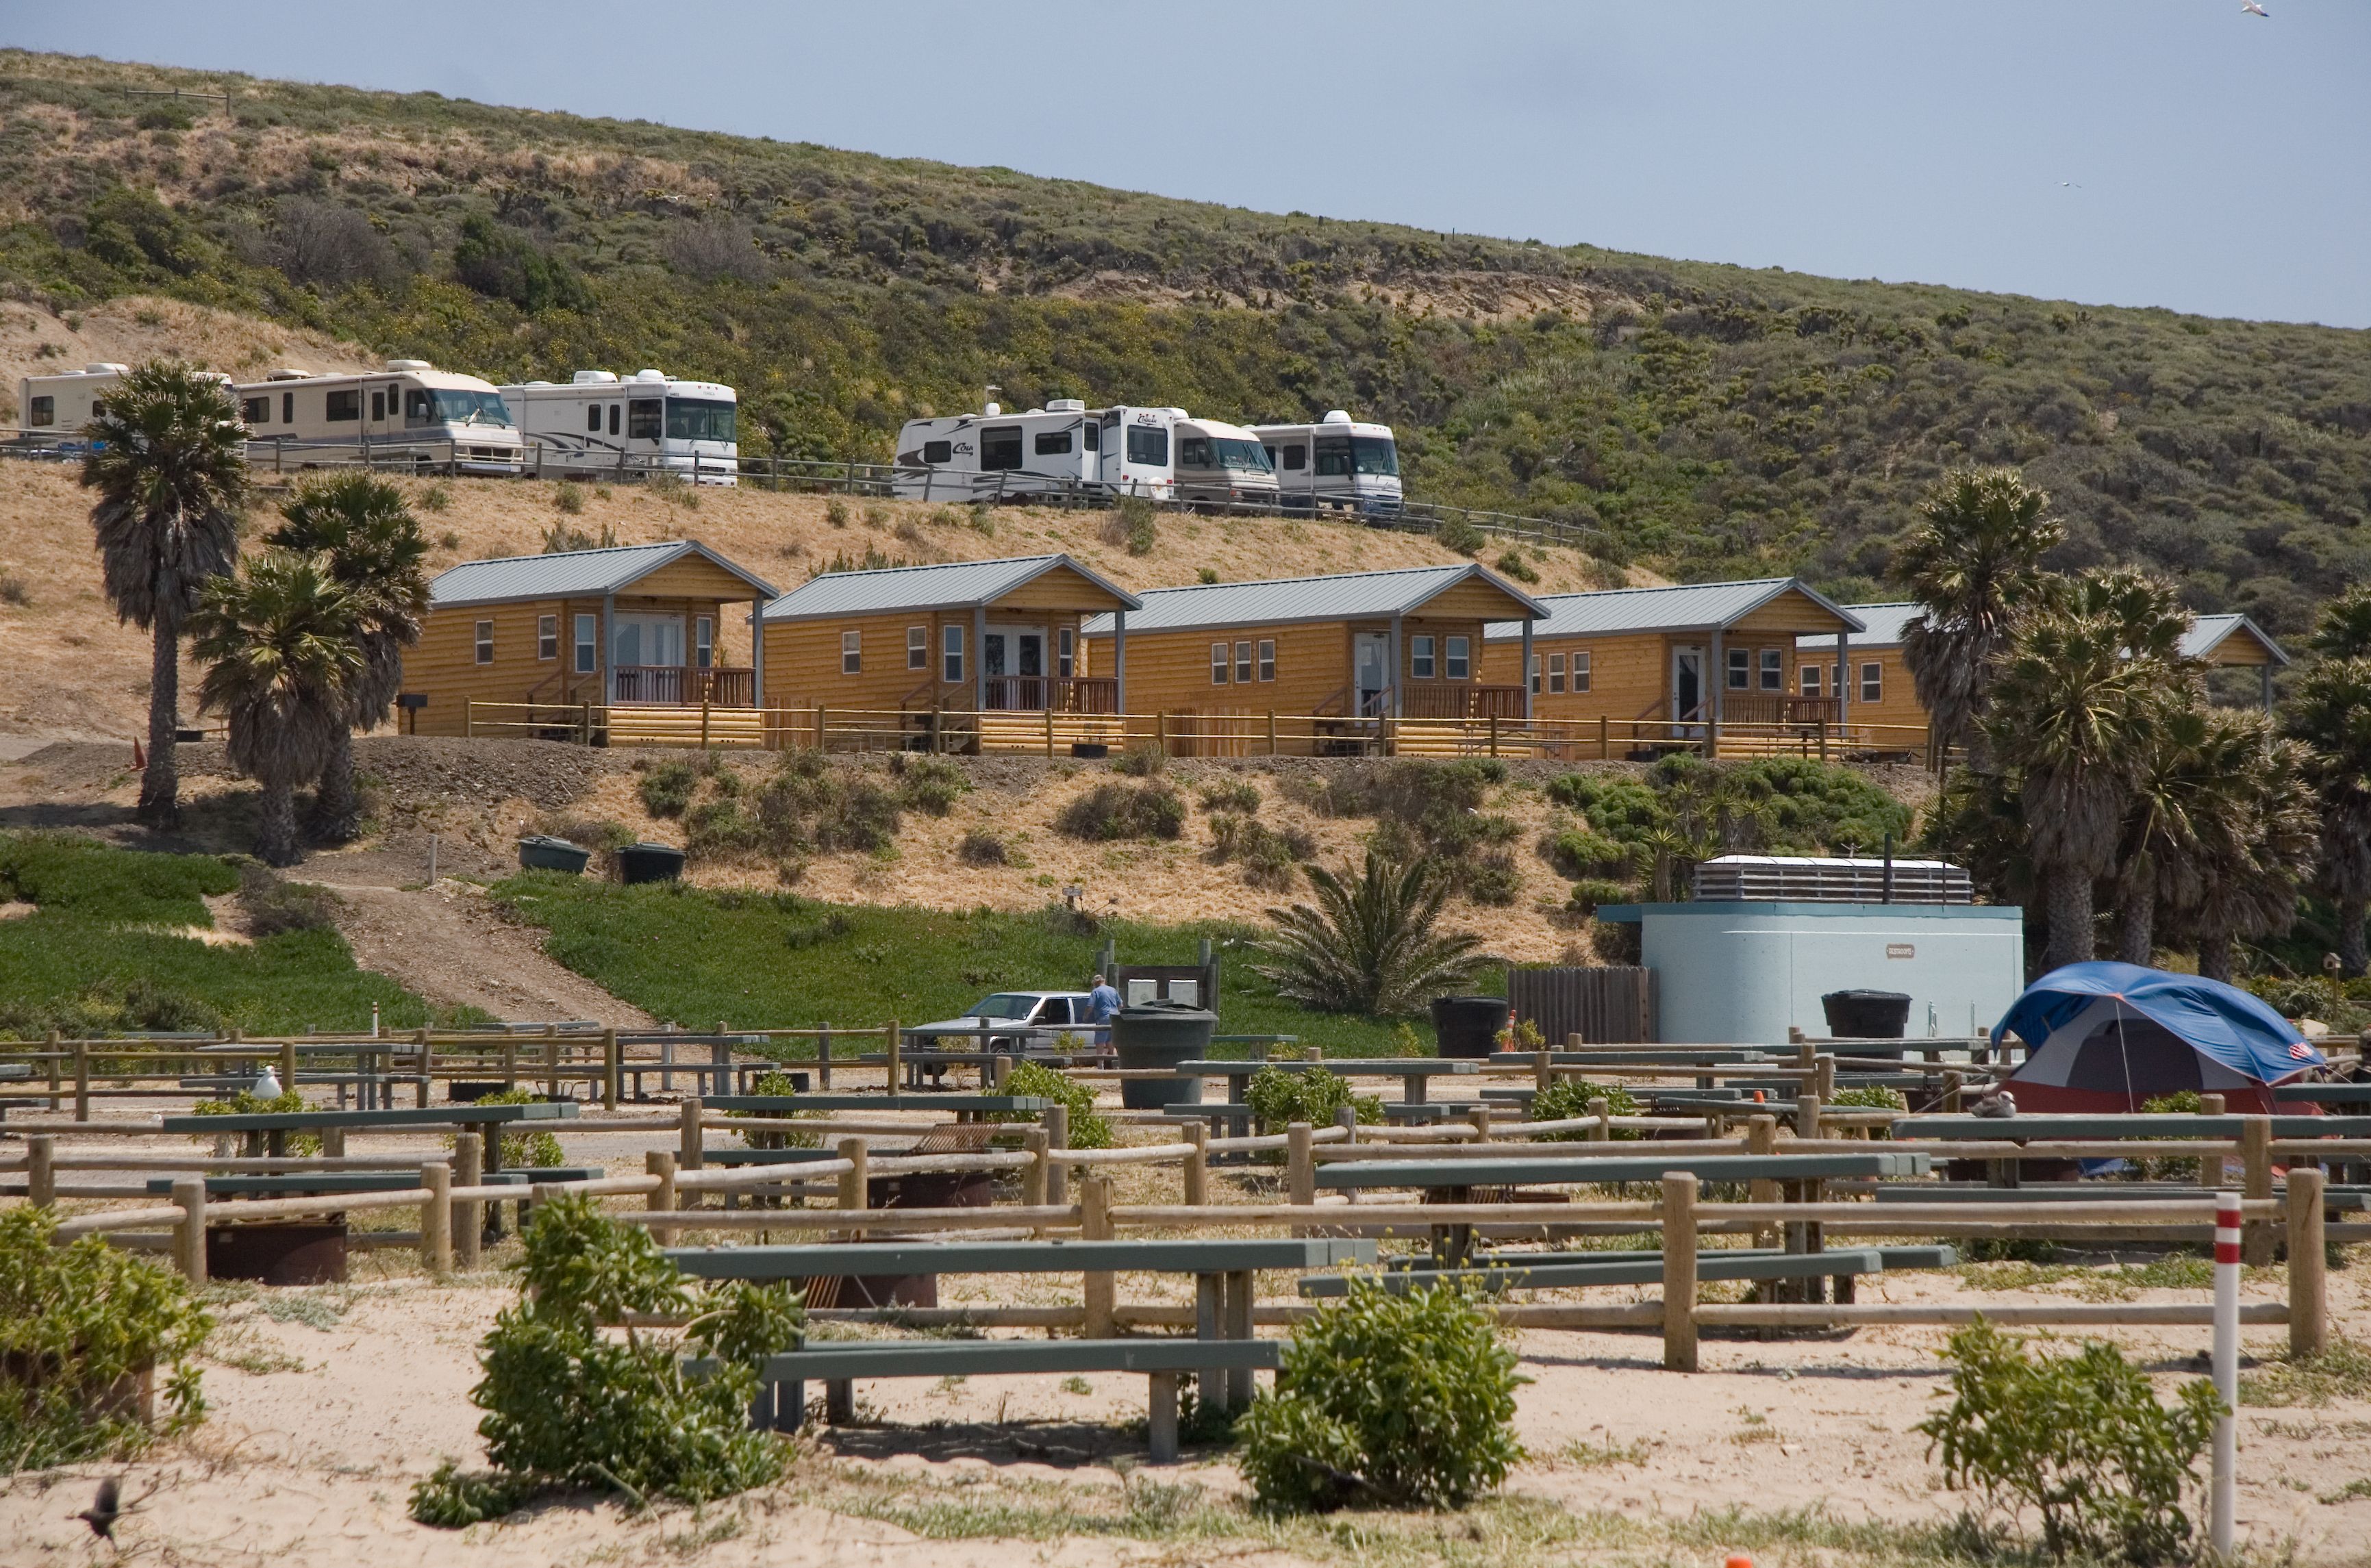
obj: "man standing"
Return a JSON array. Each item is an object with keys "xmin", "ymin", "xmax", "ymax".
[{"xmin": 1084, "ymin": 972, "xmax": 1122, "ymax": 1051}]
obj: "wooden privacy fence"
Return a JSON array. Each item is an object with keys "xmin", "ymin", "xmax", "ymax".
[{"xmin": 1507, "ymin": 968, "xmax": 1655, "ymax": 1045}]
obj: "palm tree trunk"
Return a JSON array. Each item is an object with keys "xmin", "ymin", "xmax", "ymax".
[
  {"xmin": 2113, "ymin": 870, "xmax": 2156, "ymax": 967},
  {"xmin": 2043, "ymin": 865, "xmax": 2097, "ymax": 972},
  {"xmin": 312, "ymin": 729, "xmax": 360, "ymax": 844},
  {"xmin": 2340, "ymin": 896, "xmax": 2370, "ymax": 980},
  {"xmin": 2198, "ymin": 928, "xmax": 2235, "ymax": 984},
  {"xmin": 255, "ymin": 779, "xmax": 302, "ymax": 867},
  {"xmin": 138, "ymin": 615, "xmax": 182, "ymax": 831}
]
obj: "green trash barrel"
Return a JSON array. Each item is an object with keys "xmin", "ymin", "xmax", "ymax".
[{"xmin": 1111, "ymin": 1000, "xmax": 1216, "ymax": 1109}]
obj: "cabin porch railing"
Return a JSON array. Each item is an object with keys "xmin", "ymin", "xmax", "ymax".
[{"xmin": 610, "ymin": 665, "xmax": 755, "ymax": 706}]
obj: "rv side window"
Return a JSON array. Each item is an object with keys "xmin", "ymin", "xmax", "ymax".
[
  {"xmin": 1210, "ymin": 643, "xmax": 1229, "ymax": 684},
  {"xmin": 407, "ymin": 390, "xmax": 431, "ymax": 426},
  {"xmin": 1081, "ymin": 422, "xmax": 1098, "ymax": 451},
  {"xmin": 240, "ymin": 396, "xmax": 268, "ymax": 425},
  {"xmin": 907, "ymin": 626, "xmax": 927, "ymax": 670},
  {"xmin": 1179, "ymin": 437, "xmax": 1212, "ymax": 468},
  {"xmin": 1281, "ymin": 444, "xmax": 1307, "ymax": 471},
  {"xmin": 371, "ymin": 391, "xmax": 387, "ymax": 422},
  {"xmin": 628, "ymin": 399, "xmax": 662, "ymax": 441},
  {"xmin": 1761, "ymin": 648, "xmax": 1783, "ymax": 690},
  {"xmin": 608, "ymin": 404, "xmax": 621, "ymax": 437},
  {"xmin": 586, "ymin": 404, "xmax": 602, "ymax": 433},
  {"xmin": 1033, "ymin": 429, "xmax": 1072, "ymax": 456},
  {"xmin": 1314, "ymin": 435, "xmax": 1351, "ymax": 477},
  {"xmin": 575, "ymin": 614, "xmax": 597, "ymax": 674},
  {"xmin": 281, "ymin": 392, "xmax": 294, "ymax": 423},
  {"xmin": 474, "ymin": 620, "xmax": 494, "ymax": 665},
  {"xmin": 1409, "ymin": 636, "xmax": 1435, "ymax": 680},
  {"xmin": 1258, "ymin": 639, "xmax": 1275, "ymax": 681},
  {"xmin": 942, "ymin": 624, "xmax": 964, "ymax": 683},
  {"xmin": 1125, "ymin": 425, "xmax": 1167, "ymax": 466},
  {"xmin": 538, "ymin": 616, "xmax": 558, "ymax": 661},
  {"xmin": 981, "ymin": 427, "xmax": 1023, "ymax": 470},
  {"xmin": 1059, "ymin": 627, "xmax": 1075, "ymax": 678},
  {"xmin": 28, "ymin": 396, "xmax": 54, "ymax": 427},
  {"xmin": 841, "ymin": 631, "xmax": 862, "ymax": 675},
  {"xmin": 325, "ymin": 390, "xmax": 360, "ymax": 422},
  {"xmin": 922, "ymin": 440, "xmax": 952, "ymax": 464},
  {"xmin": 1445, "ymin": 636, "xmax": 1470, "ymax": 681}
]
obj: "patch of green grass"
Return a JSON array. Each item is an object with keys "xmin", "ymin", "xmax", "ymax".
[
  {"xmin": 1955, "ymin": 1253, "xmax": 2216, "ymax": 1301},
  {"xmin": 2320, "ymin": 1478, "xmax": 2371, "ymax": 1504},
  {"xmin": 1553, "ymin": 1437, "xmax": 1655, "ymax": 1467},
  {"xmin": 2240, "ymin": 1338, "xmax": 2371, "ymax": 1409},
  {"xmin": 0, "ymin": 833, "xmax": 238, "ymax": 925},
  {"xmin": 488, "ymin": 874, "xmax": 1492, "ymax": 1054}
]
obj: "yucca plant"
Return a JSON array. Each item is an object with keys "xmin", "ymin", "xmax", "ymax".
[{"xmin": 1250, "ymin": 850, "xmax": 1484, "ymax": 1015}]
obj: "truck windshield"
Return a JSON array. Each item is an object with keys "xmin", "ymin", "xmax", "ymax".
[
  {"xmin": 964, "ymin": 994, "xmax": 1040, "ymax": 1020},
  {"xmin": 1351, "ymin": 435, "xmax": 1399, "ymax": 476},
  {"xmin": 430, "ymin": 390, "xmax": 512, "ymax": 427},
  {"xmin": 1213, "ymin": 438, "xmax": 1273, "ymax": 473},
  {"xmin": 666, "ymin": 398, "xmax": 737, "ymax": 443}
]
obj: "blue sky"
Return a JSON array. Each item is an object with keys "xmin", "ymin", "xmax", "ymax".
[{"xmin": 8, "ymin": 2, "xmax": 2367, "ymax": 327}]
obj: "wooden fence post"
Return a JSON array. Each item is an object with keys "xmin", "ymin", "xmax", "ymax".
[
  {"xmin": 2289, "ymin": 1165, "xmax": 2327, "ymax": 1358},
  {"xmin": 1021, "ymin": 1129, "xmax": 1049, "ymax": 1209},
  {"xmin": 884, "ymin": 1020, "xmax": 901, "ymax": 1096},
  {"xmin": 45, "ymin": 1028, "xmax": 60, "ymax": 1111},
  {"xmin": 679, "ymin": 1096, "xmax": 705, "ymax": 1170},
  {"xmin": 1286, "ymin": 1123, "xmax": 1316, "ymax": 1226},
  {"xmin": 1042, "ymin": 1104, "xmax": 1070, "ymax": 1206},
  {"xmin": 173, "ymin": 1177, "xmax": 208, "ymax": 1284},
  {"xmin": 416, "ymin": 1026, "xmax": 433, "ymax": 1108},
  {"xmin": 646, "ymin": 1150, "xmax": 679, "ymax": 1248},
  {"xmin": 1183, "ymin": 1120, "xmax": 1208, "ymax": 1206},
  {"xmin": 27, "ymin": 1135, "xmax": 55, "ymax": 1209},
  {"xmin": 421, "ymin": 1161, "xmax": 452, "ymax": 1276},
  {"xmin": 73, "ymin": 1037, "xmax": 89, "ymax": 1122},
  {"xmin": 455, "ymin": 1134, "xmax": 483, "ymax": 1268},
  {"xmin": 602, "ymin": 1026, "xmax": 620, "ymax": 1111},
  {"xmin": 1267, "ymin": 710, "xmax": 1277, "ymax": 755},
  {"xmin": 1082, "ymin": 1172, "xmax": 1116, "ymax": 1338},
  {"xmin": 1796, "ymin": 1091, "xmax": 1822, "ymax": 1139},
  {"xmin": 544, "ymin": 1025, "xmax": 560, "ymax": 1102},
  {"xmin": 1748, "ymin": 1114, "xmax": 1780, "ymax": 1248},
  {"xmin": 1661, "ymin": 1172, "xmax": 1699, "ymax": 1371},
  {"xmin": 281, "ymin": 1038, "xmax": 299, "ymax": 1094},
  {"xmin": 2242, "ymin": 1117, "xmax": 2275, "ymax": 1266},
  {"xmin": 836, "ymin": 1137, "xmax": 869, "ymax": 1226},
  {"xmin": 1586, "ymin": 1096, "xmax": 1610, "ymax": 1141},
  {"xmin": 1533, "ymin": 1050, "xmax": 1553, "ymax": 1095}
]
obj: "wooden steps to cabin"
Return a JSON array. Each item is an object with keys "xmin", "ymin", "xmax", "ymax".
[
  {"xmin": 606, "ymin": 704, "xmax": 767, "ymax": 749},
  {"xmin": 973, "ymin": 712, "xmax": 1127, "ymax": 754}
]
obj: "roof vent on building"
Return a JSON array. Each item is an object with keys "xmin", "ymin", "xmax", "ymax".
[
  {"xmin": 633, "ymin": 368, "xmax": 667, "ymax": 382},
  {"xmin": 1692, "ymin": 855, "xmax": 1974, "ymax": 905},
  {"xmin": 385, "ymin": 359, "xmax": 434, "ymax": 372},
  {"xmin": 572, "ymin": 370, "xmax": 620, "ymax": 385},
  {"xmin": 1321, "ymin": 409, "xmax": 1353, "ymax": 424},
  {"xmin": 1047, "ymin": 398, "xmax": 1086, "ymax": 413}
]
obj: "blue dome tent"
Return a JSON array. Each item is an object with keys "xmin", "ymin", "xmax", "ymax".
[{"xmin": 1996, "ymin": 961, "xmax": 2323, "ymax": 1115}]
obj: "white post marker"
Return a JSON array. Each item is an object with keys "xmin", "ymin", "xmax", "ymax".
[{"xmin": 2211, "ymin": 1189, "xmax": 2241, "ymax": 1558}]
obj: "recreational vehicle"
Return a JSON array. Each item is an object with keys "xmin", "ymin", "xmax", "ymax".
[
  {"xmin": 15, "ymin": 362, "xmax": 142, "ymax": 444},
  {"xmin": 1251, "ymin": 411, "xmax": 1403, "ymax": 516},
  {"xmin": 499, "ymin": 369, "xmax": 740, "ymax": 485},
  {"xmin": 1170, "ymin": 416, "xmax": 1279, "ymax": 509},
  {"xmin": 891, "ymin": 401, "xmax": 1181, "ymax": 502},
  {"xmin": 233, "ymin": 361, "xmax": 526, "ymax": 476}
]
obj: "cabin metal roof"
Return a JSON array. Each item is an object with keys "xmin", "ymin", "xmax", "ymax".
[
  {"xmin": 1481, "ymin": 578, "xmax": 1865, "ymax": 642},
  {"xmin": 1840, "ymin": 601, "xmax": 1920, "ymax": 649},
  {"xmin": 2183, "ymin": 612, "xmax": 2290, "ymax": 666},
  {"xmin": 762, "ymin": 553, "xmax": 1140, "ymax": 622},
  {"xmin": 428, "ymin": 540, "xmax": 777, "ymax": 609},
  {"xmin": 1081, "ymin": 562, "xmax": 1545, "ymax": 637}
]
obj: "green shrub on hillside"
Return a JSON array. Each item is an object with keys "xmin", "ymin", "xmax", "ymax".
[
  {"xmin": 0, "ymin": 833, "xmax": 238, "ymax": 926},
  {"xmin": 1243, "ymin": 1065, "xmax": 1382, "ymax": 1133},
  {"xmin": 236, "ymin": 865, "xmax": 338, "ymax": 936},
  {"xmin": 637, "ymin": 759, "xmax": 699, "ymax": 818},
  {"xmin": 1055, "ymin": 781, "xmax": 1185, "ymax": 842},
  {"xmin": 1529, "ymin": 1078, "xmax": 1640, "ymax": 1140},
  {"xmin": 994, "ymin": 1061, "xmax": 1110, "ymax": 1149}
]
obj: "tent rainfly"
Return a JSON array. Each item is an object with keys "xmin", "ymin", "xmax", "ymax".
[{"xmin": 1996, "ymin": 961, "xmax": 2324, "ymax": 1115}]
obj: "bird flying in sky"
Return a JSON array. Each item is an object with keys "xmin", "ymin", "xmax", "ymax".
[{"xmin": 2241, "ymin": 2, "xmax": 2270, "ymax": 16}]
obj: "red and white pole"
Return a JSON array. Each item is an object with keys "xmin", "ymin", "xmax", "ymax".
[{"xmin": 2211, "ymin": 1189, "xmax": 2241, "ymax": 1556}]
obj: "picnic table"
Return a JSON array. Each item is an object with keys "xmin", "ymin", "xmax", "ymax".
[
  {"xmin": 159, "ymin": 1099, "xmax": 579, "ymax": 1163},
  {"xmin": 703, "ymin": 1093, "xmax": 1052, "ymax": 1124},
  {"xmin": 1176, "ymin": 1057, "xmax": 1479, "ymax": 1104}
]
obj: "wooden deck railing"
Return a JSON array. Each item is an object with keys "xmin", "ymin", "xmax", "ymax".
[{"xmin": 610, "ymin": 666, "xmax": 755, "ymax": 706}]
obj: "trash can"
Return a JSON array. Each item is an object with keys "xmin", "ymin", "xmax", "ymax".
[
  {"xmin": 1821, "ymin": 989, "xmax": 1912, "ymax": 1039},
  {"xmin": 1429, "ymin": 995, "xmax": 1510, "ymax": 1059},
  {"xmin": 1111, "ymin": 999, "xmax": 1216, "ymax": 1108},
  {"xmin": 516, "ymin": 834, "xmax": 591, "ymax": 874},
  {"xmin": 616, "ymin": 842, "xmax": 686, "ymax": 885}
]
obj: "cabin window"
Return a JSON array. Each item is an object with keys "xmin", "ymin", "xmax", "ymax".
[
  {"xmin": 1445, "ymin": 635, "xmax": 1470, "ymax": 680},
  {"xmin": 586, "ymin": 404, "xmax": 602, "ymax": 433},
  {"xmin": 371, "ymin": 391, "xmax": 387, "ymax": 422},
  {"xmin": 326, "ymin": 390, "xmax": 360, "ymax": 422},
  {"xmin": 575, "ymin": 614, "xmax": 597, "ymax": 674},
  {"xmin": 1081, "ymin": 422, "xmax": 1099, "ymax": 451},
  {"xmin": 537, "ymin": 616, "xmax": 558, "ymax": 661},
  {"xmin": 1800, "ymin": 663, "xmax": 1822, "ymax": 696},
  {"xmin": 1861, "ymin": 662, "xmax": 1883, "ymax": 703},
  {"xmin": 695, "ymin": 617, "xmax": 714, "ymax": 670},
  {"xmin": 28, "ymin": 396, "xmax": 54, "ymax": 427},
  {"xmin": 1760, "ymin": 648, "xmax": 1783, "ymax": 690},
  {"xmin": 1124, "ymin": 425, "xmax": 1167, "ymax": 466},
  {"xmin": 474, "ymin": 620, "xmax": 494, "ymax": 665},
  {"xmin": 1210, "ymin": 643, "xmax": 1229, "ymax": 684},
  {"xmin": 1235, "ymin": 641, "xmax": 1254, "ymax": 683},
  {"xmin": 1034, "ymin": 429, "xmax": 1072, "ymax": 456},
  {"xmin": 1570, "ymin": 649, "xmax": 1592, "ymax": 693},
  {"xmin": 1059, "ymin": 627, "xmax": 1076, "ymax": 678},
  {"xmin": 282, "ymin": 392, "xmax": 294, "ymax": 423},
  {"xmin": 1548, "ymin": 653, "xmax": 1566, "ymax": 694},
  {"xmin": 1726, "ymin": 647, "xmax": 1750, "ymax": 689},
  {"xmin": 1409, "ymin": 635, "xmax": 1435, "ymax": 680},
  {"xmin": 239, "ymin": 396, "xmax": 268, "ymax": 425},
  {"xmin": 907, "ymin": 626, "xmax": 927, "ymax": 670},
  {"xmin": 1179, "ymin": 436, "xmax": 1212, "ymax": 468},
  {"xmin": 841, "ymin": 631, "xmax": 862, "ymax": 675},
  {"xmin": 981, "ymin": 427, "xmax": 1024, "ymax": 470},
  {"xmin": 1529, "ymin": 654, "xmax": 1542, "ymax": 695},
  {"xmin": 941, "ymin": 624, "xmax": 964, "ymax": 683},
  {"xmin": 923, "ymin": 440, "xmax": 952, "ymax": 464},
  {"xmin": 1258, "ymin": 639, "xmax": 1275, "ymax": 681},
  {"xmin": 629, "ymin": 399, "xmax": 662, "ymax": 441}
]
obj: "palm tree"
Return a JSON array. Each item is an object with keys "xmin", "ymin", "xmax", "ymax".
[
  {"xmin": 2308, "ymin": 583, "xmax": 2371, "ymax": 660},
  {"xmin": 2111, "ymin": 701, "xmax": 2253, "ymax": 965},
  {"xmin": 2183, "ymin": 731, "xmax": 2317, "ymax": 983},
  {"xmin": 2055, "ymin": 566, "xmax": 2194, "ymax": 667},
  {"xmin": 1250, "ymin": 850, "xmax": 1485, "ymax": 1015},
  {"xmin": 83, "ymin": 360, "xmax": 250, "ymax": 829},
  {"xmin": 1983, "ymin": 606, "xmax": 2168, "ymax": 972},
  {"xmin": 2287, "ymin": 651, "xmax": 2371, "ymax": 976},
  {"xmin": 1890, "ymin": 468, "xmax": 2065, "ymax": 770},
  {"xmin": 265, "ymin": 476, "xmax": 430, "ymax": 841},
  {"xmin": 188, "ymin": 551, "xmax": 363, "ymax": 866}
]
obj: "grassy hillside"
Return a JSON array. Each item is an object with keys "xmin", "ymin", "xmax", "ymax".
[{"xmin": 1, "ymin": 51, "xmax": 2367, "ymax": 635}]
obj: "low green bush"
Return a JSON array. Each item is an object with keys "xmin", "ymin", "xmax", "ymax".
[
  {"xmin": 1491, "ymin": 548, "xmax": 1539, "ymax": 583},
  {"xmin": 1464, "ymin": 850, "xmax": 1520, "ymax": 907},
  {"xmin": 1564, "ymin": 878, "xmax": 1637, "ymax": 916},
  {"xmin": 191, "ymin": 1085, "xmax": 319, "ymax": 1154},
  {"xmin": 637, "ymin": 759, "xmax": 699, "ymax": 819},
  {"xmin": 734, "ymin": 1069, "xmax": 821, "ymax": 1148},
  {"xmin": 994, "ymin": 1061, "xmax": 1111, "ymax": 1148},
  {"xmin": 1208, "ymin": 815, "xmax": 1316, "ymax": 890},
  {"xmin": 955, "ymin": 829, "xmax": 1009, "ymax": 865},
  {"xmin": 888, "ymin": 753, "xmax": 969, "ymax": 815},
  {"xmin": 1918, "ymin": 1317, "xmax": 2220, "ymax": 1563},
  {"xmin": 463, "ymin": 1087, "xmax": 567, "ymax": 1167},
  {"xmin": 1237, "ymin": 1274, "xmax": 1522, "ymax": 1512},
  {"xmin": 1113, "ymin": 742, "xmax": 1168, "ymax": 778},
  {"xmin": 1244, "ymin": 1065, "xmax": 1382, "ymax": 1133},
  {"xmin": 1055, "ymin": 781, "xmax": 1185, "ymax": 842},
  {"xmin": 236, "ymin": 865, "xmax": 339, "ymax": 936},
  {"xmin": 0, "ymin": 832, "xmax": 238, "ymax": 926},
  {"xmin": 0, "ymin": 1208, "xmax": 212, "ymax": 1472},
  {"xmin": 1540, "ymin": 829, "xmax": 1638, "ymax": 881},
  {"xmin": 1528, "ymin": 1078, "xmax": 1640, "ymax": 1140},
  {"xmin": 1197, "ymin": 779, "xmax": 1261, "ymax": 814},
  {"xmin": 1831, "ymin": 1084, "xmax": 1905, "ymax": 1110}
]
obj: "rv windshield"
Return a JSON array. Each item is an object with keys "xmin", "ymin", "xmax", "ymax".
[
  {"xmin": 430, "ymin": 390, "xmax": 512, "ymax": 427},
  {"xmin": 1212, "ymin": 438, "xmax": 1273, "ymax": 473},
  {"xmin": 1351, "ymin": 435, "xmax": 1399, "ymax": 477},
  {"xmin": 666, "ymin": 398, "xmax": 737, "ymax": 443}
]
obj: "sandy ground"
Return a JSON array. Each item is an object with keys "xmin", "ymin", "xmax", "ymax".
[{"xmin": 10, "ymin": 1111, "xmax": 2371, "ymax": 1568}]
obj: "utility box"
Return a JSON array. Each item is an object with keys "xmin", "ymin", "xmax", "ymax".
[{"xmin": 1598, "ymin": 857, "xmax": 2022, "ymax": 1046}]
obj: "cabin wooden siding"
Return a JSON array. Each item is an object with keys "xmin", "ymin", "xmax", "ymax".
[
  {"xmin": 1083, "ymin": 614, "xmax": 1497, "ymax": 714},
  {"xmin": 408, "ymin": 591, "xmax": 751, "ymax": 735}
]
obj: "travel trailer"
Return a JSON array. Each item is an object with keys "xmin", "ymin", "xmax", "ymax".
[
  {"xmin": 891, "ymin": 401, "xmax": 1181, "ymax": 501},
  {"xmin": 1170, "ymin": 416, "xmax": 1279, "ymax": 509},
  {"xmin": 1250, "ymin": 411, "xmax": 1403, "ymax": 516},
  {"xmin": 499, "ymin": 369, "xmax": 740, "ymax": 485},
  {"xmin": 15, "ymin": 362, "xmax": 147, "ymax": 442},
  {"xmin": 234, "ymin": 361, "xmax": 525, "ymax": 475}
]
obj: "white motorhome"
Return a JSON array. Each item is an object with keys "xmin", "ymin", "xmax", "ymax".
[
  {"xmin": 1170, "ymin": 416, "xmax": 1279, "ymax": 509},
  {"xmin": 499, "ymin": 368, "xmax": 739, "ymax": 485},
  {"xmin": 1251, "ymin": 411, "xmax": 1403, "ymax": 516},
  {"xmin": 15, "ymin": 363, "xmax": 140, "ymax": 444},
  {"xmin": 234, "ymin": 360, "xmax": 525, "ymax": 476},
  {"xmin": 891, "ymin": 400, "xmax": 1180, "ymax": 501}
]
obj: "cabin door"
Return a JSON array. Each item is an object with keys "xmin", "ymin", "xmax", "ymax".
[
  {"xmin": 983, "ymin": 625, "xmax": 1048, "ymax": 709},
  {"xmin": 1670, "ymin": 646, "xmax": 1705, "ymax": 737},
  {"xmin": 1354, "ymin": 633, "xmax": 1390, "ymax": 718},
  {"xmin": 613, "ymin": 615, "xmax": 688, "ymax": 703}
]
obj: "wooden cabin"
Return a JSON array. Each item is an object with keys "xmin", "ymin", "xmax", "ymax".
[
  {"xmin": 1078, "ymin": 563, "xmax": 1545, "ymax": 727},
  {"xmin": 1479, "ymin": 578, "xmax": 1868, "ymax": 747},
  {"xmin": 411, "ymin": 540, "xmax": 777, "ymax": 742},
  {"xmin": 1846, "ymin": 603, "xmax": 2290, "ymax": 719},
  {"xmin": 757, "ymin": 555, "xmax": 1141, "ymax": 740}
]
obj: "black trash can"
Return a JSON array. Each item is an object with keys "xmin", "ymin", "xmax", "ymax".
[
  {"xmin": 1111, "ymin": 999, "xmax": 1216, "ymax": 1108},
  {"xmin": 1429, "ymin": 995, "xmax": 1510, "ymax": 1059},
  {"xmin": 617, "ymin": 842, "xmax": 686, "ymax": 885},
  {"xmin": 517, "ymin": 834, "xmax": 591, "ymax": 874},
  {"xmin": 1821, "ymin": 989, "xmax": 1912, "ymax": 1039}
]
